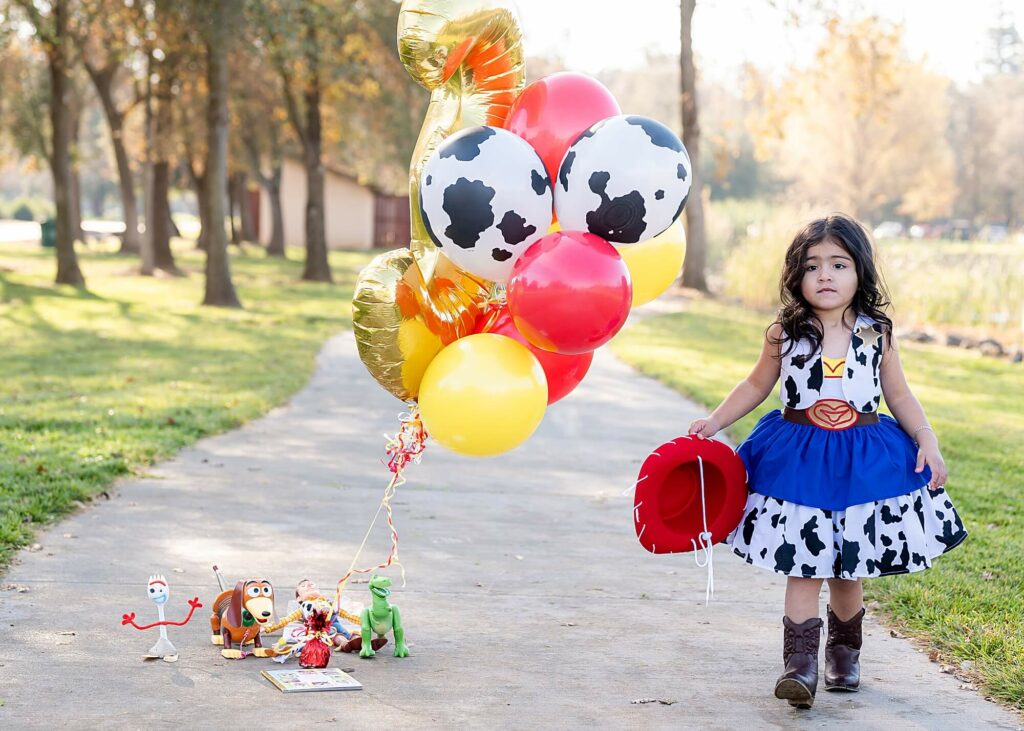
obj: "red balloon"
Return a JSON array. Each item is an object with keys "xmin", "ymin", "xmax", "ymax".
[
  {"xmin": 504, "ymin": 72, "xmax": 621, "ymax": 187},
  {"xmin": 507, "ymin": 231, "xmax": 632, "ymax": 355},
  {"xmin": 474, "ymin": 306, "xmax": 593, "ymax": 405}
]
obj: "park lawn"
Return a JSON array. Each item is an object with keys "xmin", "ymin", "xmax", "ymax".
[
  {"xmin": 612, "ymin": 297, "xmax": 1024, "ymax": 710},
  {"xmin": 0, "ymin": 242, "xmax": 375, "ymax": 567}
]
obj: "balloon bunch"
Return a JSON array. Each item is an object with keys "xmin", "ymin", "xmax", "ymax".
[{"xmin": 353, "ymin": 0, "xmax": 690, "ymax": 458}]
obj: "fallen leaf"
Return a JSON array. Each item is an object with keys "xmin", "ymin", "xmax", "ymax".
[
  {"xmin": 560, "ymin": 622, "xmax": 577, "ymax": 627},
  {"xmin": 57, "ymin": 631, "xmax": 76, "ymax": 636},
  {"xmin": 958, "ymin": 682, "xmax": 977, "ymax": 691},
  {"xmin": 940, "ymin": 664, "xmax": 956, "ymax": 674},
  {"xmin": 981, "ymin": 571, "xmax": 994, "ymax": 581},
  {"xmin": 889, "ymin": 629, "xmax": 906, "ymax": 639},
  {"xmin": 928, "ymin": 650, "xmax": 940, "ymax": 662},
  {"xmin": 28, "ymin": 544, "xmax": 42, "ymax": 552},
  {"xmin": 631, "ymin": 698, "xmax": 676, "ymax": 706},
  {"xmin": 62, "ymin": 533, "xmax": 75, "ymax": 539}
]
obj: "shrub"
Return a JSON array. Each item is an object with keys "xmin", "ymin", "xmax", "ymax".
[{"xmin": 12, "ymin": 203, "xmax": 35, "ymax": 221}]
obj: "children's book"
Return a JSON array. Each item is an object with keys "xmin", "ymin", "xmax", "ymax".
[{"xmin": 261, "ymin": 667, "xmax": 363, "ymax": 693}]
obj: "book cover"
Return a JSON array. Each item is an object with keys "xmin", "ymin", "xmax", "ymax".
[{"xmin": 261, "ymin": 667, "xmax": 363, "ymax": 693}]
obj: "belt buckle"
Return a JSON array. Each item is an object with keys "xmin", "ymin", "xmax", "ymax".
[{"xmin": 807, "ymin": 399, "xmax": 857, "ymax": 430}]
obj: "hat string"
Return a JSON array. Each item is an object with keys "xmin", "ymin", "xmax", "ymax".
[{"xmin": 690, "ymin": 455, "xmax": 715, "ymax": 606}]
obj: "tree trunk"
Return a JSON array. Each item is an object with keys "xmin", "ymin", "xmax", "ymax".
[
  {"xmin": 244, "ymin": 129, "xmax": 286, "ymax": 257},
  {"xmin": 193, "ymin": 172, "xmax": 210, "ymax": 252},
  {"xmin": 201, "ymin": 17, "xmax": 241, "ymax": 308},
  {"xmin": 88, "ymin": 66, "xmax": 141, "ymax": 254},
  {"xmin": 149, "ymin": 40, "xmax": 178, "ymax": 266},
  {"xmin": 151, "ymin": 160, "xmax": 179, "ymax": 273},
  {"xmin": 47, "ymin": 1, "xmax": 85, "ymax": 287},
  {"xmin": 238, "ymin": 172, "xmax": 256, "ymax": 242},
  {"xmin": 70, "ymin": 97, "xmax": 84, "ymax": 244},
  {"xmin": 140, "ymin": 51, "xmax": 156, "ymax": 274},
  {"xmin": 70, "ymin": 162, "xmax": 84, "ymax": 244},
  {"xmin": 266, "ymin": 166, "xmax": 285, "ymax": 257},
  {"xmin": 228, "ymin": 171, "xmax": 240, "ymax": 245},
  {"xmin": 679, "ymin": 0, "xmax": 708, "ymax": 292},
  {"xmin": 300, "ymin": 19, "xmax": 332, "ymax": 283}
]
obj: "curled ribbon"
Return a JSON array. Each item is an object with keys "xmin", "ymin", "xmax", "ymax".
[{"xmin": 333, "ymin": 408, "xmax": 429, "ymax": 610}]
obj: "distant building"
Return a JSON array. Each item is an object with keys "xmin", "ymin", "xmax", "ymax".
[{"xmin": 255, "ymin": 157, "xmax": 409, "ymax": 250}]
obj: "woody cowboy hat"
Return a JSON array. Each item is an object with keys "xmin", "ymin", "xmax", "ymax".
[{"xmin": 634, "ymin": 436, "xmax": 748, "ymax": 554}]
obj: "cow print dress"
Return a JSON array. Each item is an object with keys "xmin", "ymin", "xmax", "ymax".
[{"xmin": 726, "ymin": 315, "xmax": 967, "ymax": 579}]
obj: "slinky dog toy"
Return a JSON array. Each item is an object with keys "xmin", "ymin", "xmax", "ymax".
[
  {"xmin": 358, "ymin": 575, "xmax": 410, "ymax": 659},
  {"xmin": 209, "ymin": 566, "xmax": 277, "ymax": 659}
]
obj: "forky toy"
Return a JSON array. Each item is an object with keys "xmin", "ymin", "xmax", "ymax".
[{"xmin": 121, "ymin": 575, "xmax": 203, "ymax": 662}]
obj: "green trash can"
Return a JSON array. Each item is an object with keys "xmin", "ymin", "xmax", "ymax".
[{"xmin": 40, "ymin": 217, "xmax": 56, "ymax": 248}]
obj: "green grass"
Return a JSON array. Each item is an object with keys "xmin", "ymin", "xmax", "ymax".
[
  {"xmin": 0, "ymin": 241, "xmax": 374, "ymax": 566},
  {"xmin": 613, "ymin": 297, "xmax": 1024, "ymax": 709}
]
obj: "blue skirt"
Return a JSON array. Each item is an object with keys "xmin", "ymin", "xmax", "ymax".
[
  {"xmin": 728, "ymin": 409, "xmax": 967, "ymax": 578},
  {"xmin": 737, "ymin": 409, "xmax": 929, "ymax": 511}
]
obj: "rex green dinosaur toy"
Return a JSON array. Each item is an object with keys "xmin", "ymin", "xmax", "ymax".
[{"xmin": 359, "ymin": 575, "xmax": 409, "ymax": 658}]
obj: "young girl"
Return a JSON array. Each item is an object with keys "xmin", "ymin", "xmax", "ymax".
[{"xmin": 688, "ymin": 214, "xmax": 967, "ymax": 709}]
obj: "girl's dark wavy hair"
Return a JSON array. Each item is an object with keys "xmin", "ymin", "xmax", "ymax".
[{"xmin": 770, "ymin": 213, "xmax": 893, "ymax": 357}]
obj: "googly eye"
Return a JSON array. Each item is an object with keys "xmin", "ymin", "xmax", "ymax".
[
  {"xmin": 247, "ymin": 586, "xmax": 260, "ymax": 597},
  {"xmin": 262, "ymin": 586, "xmax": 272, "ymax": 595}
]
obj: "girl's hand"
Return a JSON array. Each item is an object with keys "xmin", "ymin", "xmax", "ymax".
[
  {"xmin": 915, "ymin": 440, "xmax": 948, "ymax": 489},
  {"xmin": 688, "ymin": 417, "xmax": 719, "ymax": 439}
]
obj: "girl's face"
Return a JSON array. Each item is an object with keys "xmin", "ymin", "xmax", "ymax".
[{"xmin": 800, "ymin": 238, "xmax": 858, "ymax": 313}]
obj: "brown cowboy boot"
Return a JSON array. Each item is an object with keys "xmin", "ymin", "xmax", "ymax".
[
  {"xmin": 774, "ymin": 616, "xmax": 823, "ymax": 709},
  {"xmin": 824, "ymin": 605, "xmax": 864, "ymax": 691}
]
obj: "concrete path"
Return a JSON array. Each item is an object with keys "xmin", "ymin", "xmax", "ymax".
[{"xmin": 0, "ymin": 332, "xmax": 1020, "ymax": 730}]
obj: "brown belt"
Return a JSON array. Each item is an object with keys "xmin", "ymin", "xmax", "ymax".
[{"xmin": 783, "ymin": 399, "xmax": 879, "ymax": 431}]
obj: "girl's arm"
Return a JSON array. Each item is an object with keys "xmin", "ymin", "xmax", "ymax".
[
  {"xmin": 689, "ymin": 323, "xmax": 782, "ymax": 438},
  {"xmin": 879, "ymin": 334, "xmax": 948, "ymax": 489}
]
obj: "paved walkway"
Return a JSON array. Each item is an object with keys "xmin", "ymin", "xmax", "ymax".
[{"xmin": 1, "ymin": 332, "xmax": 1020, "ymax": 730}]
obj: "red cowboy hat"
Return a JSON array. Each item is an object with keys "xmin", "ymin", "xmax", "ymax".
[{"xmin": 634, "ymin": 436, "xmax": 748, "ymax": 554}]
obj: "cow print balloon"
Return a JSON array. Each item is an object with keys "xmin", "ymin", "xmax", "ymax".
[
  {"xmin": 554, "ymin": 115, "xmax": 691, "ymax": 244},
  {"xmin": 420, "ymin": 126, "xmax": 553, "ymax": 282}
]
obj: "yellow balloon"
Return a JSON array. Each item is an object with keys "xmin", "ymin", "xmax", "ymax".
[
  {"xmin": 616, "ymin": 220, "xmax": 687, "ymax": 306},
  {"xmin": 419, "ymin": 334, "xmax": 547, "ymax": 457}
]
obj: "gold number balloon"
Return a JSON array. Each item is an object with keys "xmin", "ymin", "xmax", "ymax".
[{"xmin": 353, "ymin": 0, "xmax": 527, "ymax": 401}]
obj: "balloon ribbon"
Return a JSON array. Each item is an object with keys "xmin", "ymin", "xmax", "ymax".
[{"xmin": 333, "ymin": 407, "xmax": 428, "ymax": 609}]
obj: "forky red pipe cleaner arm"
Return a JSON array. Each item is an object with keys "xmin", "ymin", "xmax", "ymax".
[{"xmin": 121, "ymin": 575, "xmax": 203, "ymax": 660}]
